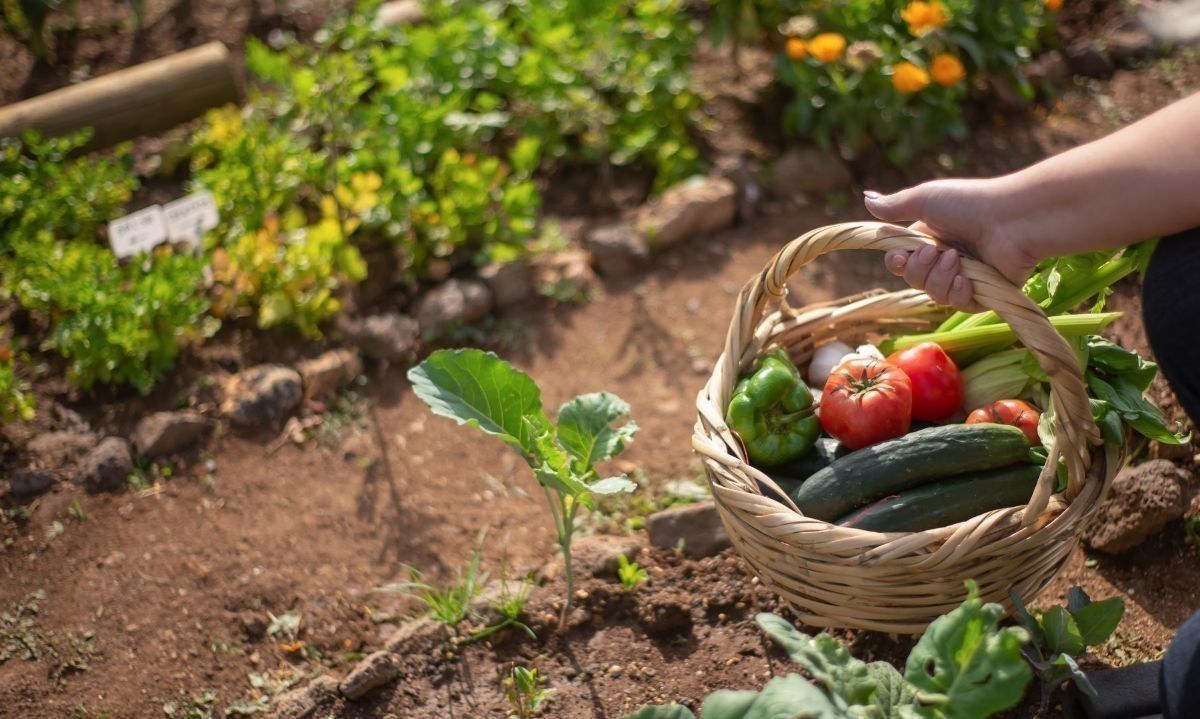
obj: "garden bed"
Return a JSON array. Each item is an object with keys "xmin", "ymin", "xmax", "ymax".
[{"xmin": 2, "ymin": 1, "xmax": 1200, "ymax": 717}]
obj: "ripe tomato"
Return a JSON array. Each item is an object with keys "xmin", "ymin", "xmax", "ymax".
[
  {"xmin": 820, "ymin": 358, "xmax": 912, "ymax": 450},
  {"xmin": 966, "ymin": 399, "xmax": 1041, "ymax": 444},
  {"xmin": 886, "ymin": 342, "xmax": 963, "ymax": 421}
]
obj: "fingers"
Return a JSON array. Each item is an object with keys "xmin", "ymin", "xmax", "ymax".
[
  {"xmin": 863, "ymin": 186, "xmax": 928, "ymax": 222},
  {"xmin": 886, "ymin": 244, "xmax": 977, "ymax": 310}
]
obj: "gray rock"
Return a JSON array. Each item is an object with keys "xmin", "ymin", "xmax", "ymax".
[
  {"xmin": 769, "ymin": 146, "xmax": 853, "ymax": 197},
  {"xmin": 1084, "ymin": 460, "xmax": 1187, "ymax": 554},
  {"xmin": 637, "ymin": 176, "xmax": 738, "ymax": 251},
  {"xmin": 341, "ymin": 312, "xmax": 419, "ymax": 362},
  {"xmin": 1025, "ymin": 50, "xmax": 1072, "ymax": 92},
  {"xmin": 539, "ymin": 533, "xmax": 644, "ymax": 582},
  {"xmin": 339, "ymin": 650, "xmax": 400, "ymax": 700},
  {"xmin": 9, "ymin": 468, "xmax": 53, "ymax": 498},
  {"xmin": 132, "ymin": 411, "xmax": 211, "ymax": 458},
  {"xmin": 1066, "ymin": 43, "xmax": 1115, "ymax": 80},
  {"xmin": 715, "ymin": 154, "xmax": 763, "ymax": 222},
  {"xmin": 77, "ymin": 437, "xmax": 133, "ymax": 493},
  {"xmin": 478, "ymin": 259, "xmax": 534, "ymax": 309},
  {"xmin": 26, "ymin": 430, "xmax": 97, "ymax": 472},
  {"xmin": 647, "ymin": 501, "xmax": 730, "ymax": 558},
  {"xmin": 220, "ymin": 365, "xmax": 303, "ymax": 427},
  {"xmin": 296, "ymin": 349, "xmax": 362, "ymax": 402},
  {"xmin": 417, "ymin": 279, "xmax": 494, "ymax": 337},
  {"xmin": 1105, "ymin": 25, "xmax": 1159, "ymax": 65},
  {"xmin": 535, "ymin": 250, "xmax": 598, "ymax": 300},
  {"xmin": 269, "ymin": 675, "xmax": 339, "ymax": 719},
  {"xmin": 584, "ymin": 221, "xmax": 649, "ymax": 276}
]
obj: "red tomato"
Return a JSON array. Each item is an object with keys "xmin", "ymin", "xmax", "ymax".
[
  {"xmin": 820, "ymin": 358, "xmax": 913, "ymax": 450},
  {"xmin": 966, "ymin": 399, "xmax": 1041, "ymax": 444},
  {"xmin": 886, "ymin": 342, "xmax": 963, "ymax": 421}
]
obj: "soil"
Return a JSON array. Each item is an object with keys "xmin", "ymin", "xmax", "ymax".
[{"xmin": 3, "ymin": 4, "xmax": 1200, "ymax": 719}]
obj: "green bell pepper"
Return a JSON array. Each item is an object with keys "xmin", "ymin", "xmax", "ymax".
[{"xmin": 726, "ymin": 348, "xmax": 820, "ymax": 467}]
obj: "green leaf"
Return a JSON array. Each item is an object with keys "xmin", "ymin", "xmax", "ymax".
[
  {"xmin": 1066, "ymin": 586, "xmax": 1092, "ymax": 615},
  {"xmin": 1053, "ymin": 652, "xmax": 1097, "ymax": 696},
  {"xmin": 1086, "ymin": 337, "xmax": 1158, "ymax": 391},
  {"xmin": 701, "ymin": 675, "xmax": 842, "ymax": 719},
  {"xmin": 904, "ymin": 584, "xmax": 1032, "ymax": 718},
  {"xmin": 1042, "ymin": 606, "xmax": 1085, "ymax": 658},
  {"xmin": 1072, "ymin": 597, "xmax": 1124, "ymax": 647},
  {"xmin": 619, "ymin": 706, "xmax": 696, "ymax": 719},
  {"xmin": 590, "ymin": 475, "xmax": 637, "ymax": 495},
  {"xmin": 408, "ymin": 349, "xmax": 553, "ymax": 459},
  {"xmin": 866, "ymin": 661, "xmax": 917, "ymax": 717},
  {"xmin": 756, "ymin": 613, "xmax": 875, "ymax": 706},
  {"xmin": 556, "ymin": 392, "xmax": 638, "ymax": 470},
  {"xmin": 1008, "ymin": 590, "xmax": 1043, "ymax": 646}
]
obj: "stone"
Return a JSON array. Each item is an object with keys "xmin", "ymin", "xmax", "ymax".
[
  {"xmin": 768, "ymin": 146, "xmax": 853, "ymax": 197},
  {"xmin": 1084, "ymin": 460, "xmax": 1188, "ymax": 554},
  {"xmin": 715, "ymin": 154, "xmax": 763, "ymax": 222},
  {"xmin": 585, "ymin": 221, "xmax": 649, "ymax": 276},
  {"xmin": 539, "ymin": 533, "xmax": 644, "ymax": 582},
  {"xmin": 296, "ymin": 349, "xmax": 362, "ymax": 402},
  {"xmin": 534, "ymin": 250, "xmax": 599, "ymax": 301},
  {"xmin": 374, "ymin": 0, "xmax": 427, "ymax": 27},
  {"xmin": 384, "ymin": 616, "xmax": 446, "ymax": 654},
  {"xmin": 647, "ymin": 501, "xmax": 731, "ymax": 558},
  {"xmin": 131, "ymin": 411, "xmax": 211, "ymax": 458},
  {"xmin": 341, "ymin": 313, "xmax": 419, "ymax": 362},
  {"xmin": 1105, "ymin": 25, "xmax": 1158, "ymax": 65},
  {"xmin": 269, "ymin": 675, "xmax": 339, "ymax": 719},
  {"xmin": 637, "ymin": 175, "xmax": 738, "ymax": 251},
  {"xmin": 26, "ymin": 430, "xmax": 97, "ymax": 472},
  {"xmin": 478, "ymin": 258, "xmax": 534, "ymax": 309},
  {"xmin": 1066, "ymin": 43, "xmax": 1115, "ymax": 80},
  {"xmin": 1025, "ymin": 50, "xmax": 1072, "ymax": 92},
  {"xmin": 9, "ymin": 468, "xmax": 53, "ymax": 498},
  {"xmin": 339, "ymin": 650, "xmax": 401, "ymax": 700},
  {"xmin": 77, "ymin": 437, "xmax": 133, "ymax": 493},
  {"xmin": 416, "ymin": 279, "xmax": 494, "ymax": 337},
  {"xmin": 220, "ymin": 365, "xmax": 303, "ymax": 427}
]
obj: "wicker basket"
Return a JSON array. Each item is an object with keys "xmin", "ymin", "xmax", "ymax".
[{"xmin": 693, "ymin": 222, "xmax": 1125, "ymax": 634}]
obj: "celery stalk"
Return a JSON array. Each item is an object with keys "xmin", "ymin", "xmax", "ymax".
[{"xmin": 883, "ymin": 312, "xmax": 1122, "ymax": 357}]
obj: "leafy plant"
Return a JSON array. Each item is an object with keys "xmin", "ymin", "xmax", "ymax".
[
  {"xmin": 1010, "ymin": 586, "xmax": 1125, "ymax": 712},
  {"xmin": 624, "ymin": 581, "xmax": 1031, "ymax": 718},
  {"xmin": 0, "ymin": 348, "xmax": 35, "ymax": 423},
  {"xmin": 387, "ymin": 542, "xmax": 488, "ymax": 628},
  {"xmin": 719, "ymin": 0, "xmax": 1055, "ymax": 162},
  {"xmin": 409, "ymin": 349, "xmax": 638, "ymax": 627},
  {"xmin": 466, "ymin": 571, "xmax": 537, "ymax": 645},
  {"xmin": 504, "ymin": 665, "xmax": 555, "ymax": 719},
  {"xmin": 617, "ymin": 554, "xmax": 648, "ymax": 592}
]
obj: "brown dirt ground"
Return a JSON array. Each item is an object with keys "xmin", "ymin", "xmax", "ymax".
[{"xmin": 4, "ymin": 9, "xmax": 1200, "ymax": 719}]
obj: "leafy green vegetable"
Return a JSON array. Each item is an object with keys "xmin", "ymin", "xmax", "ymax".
[
  {"xmin": 1082, "ymin": 336, "xmax": 1188, "ymax": 446},
  {"xmin": 409, "ymin": 349, "xmax": 637, "ymax": 627}
]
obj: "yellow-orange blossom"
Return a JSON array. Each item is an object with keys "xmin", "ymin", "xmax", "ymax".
[
  {"xmin": 901, "ymin": 1, "xmax": 948, "ymax": 35},
  {"xmin": 808, "ymin": 33, "xmax": 847, "ymax": 62},
  {"xmin": 930, "ymin": 53, "xmax": 965, "ymax": 86},
  {"xmin": 892, "ymin": 61, "xmax": 931, "ymax": 94}
]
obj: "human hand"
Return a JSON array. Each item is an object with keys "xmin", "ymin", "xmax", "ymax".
[{"xmin": 864, "ymin": 178, "xmax": 1041, "ymax": 309}]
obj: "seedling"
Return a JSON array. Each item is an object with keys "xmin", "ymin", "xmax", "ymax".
[
  {"xmin": 463, "ymin": 571, "xmax": 536, "ymax": 645},
  {"xmin": 1010, "ymin": 585, "xmax": 1125, "ymax": 713},
  {"xmin": 617, "ymin": 555, "xmax": 648, "ymax": 592},
  {"xmin": 388, "ymin": 544, "xmax": 487, "ymax": 629},
  {"xmin": 504, "ymin": 666, "xmax": 554, "ymax": 719},
  {"xmin": 410, "ymin": 349, "xmax": 638, "ymax": 628}
]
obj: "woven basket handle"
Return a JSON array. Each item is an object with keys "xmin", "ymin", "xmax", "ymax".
[{"xmin": 722, "ymin": 221, "xmax": 1099, "ymax": 520}]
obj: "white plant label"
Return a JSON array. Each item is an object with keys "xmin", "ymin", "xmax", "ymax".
[
  {"xmin": 107, "ymin": 206, "xmax": 169, "ymax": 258},
  {"xmin": 163, "ymin": 192, "xmax": 219, "ymax": 248}
]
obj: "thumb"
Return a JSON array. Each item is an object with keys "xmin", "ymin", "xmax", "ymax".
[{"xmin": 863, "ymin": 187, "xmax": 928, "ymax": 223}]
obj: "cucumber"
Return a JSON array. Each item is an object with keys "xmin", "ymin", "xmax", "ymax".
[
  {"xmin": 788, "ymin": 424, "xmax": 1032, "ymax": 521},
  {"xmin": 834, "ymin": 464, "xmax": 1041, "ymax": 532}
]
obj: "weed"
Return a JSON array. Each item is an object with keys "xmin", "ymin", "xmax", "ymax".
[
  {"xmin": 617, "ymin": 555, "xmax": 648, "ymax": 592},
  {"xmin": 384, "ymin": 541, "xmax": 487, "ymax": 629},
  {"xmin": 504, "ymin": 666, "xmax": 554, "ymax": 719}
]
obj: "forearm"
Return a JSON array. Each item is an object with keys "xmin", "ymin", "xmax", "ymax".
[{"xmin": 995, "ymin": 91, "xmax": 1200, "ymax": 259}]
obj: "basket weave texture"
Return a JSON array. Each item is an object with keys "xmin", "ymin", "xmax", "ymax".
[{"xmin": 693, "ymin": 222, "xmax": 1124, "ymax": 633}]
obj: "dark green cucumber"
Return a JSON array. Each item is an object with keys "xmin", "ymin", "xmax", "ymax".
[
  {"xmin": 788, "ymin": 424, "xmax": 1031, "ymax": 521},
  {"xmin": 834, "ymin": 464, "xmax": 1041, "ymax": 532}
]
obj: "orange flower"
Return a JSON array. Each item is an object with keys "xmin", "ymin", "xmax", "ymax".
[
  {"xmin": 892, "ymin": 61, "xmax": 931, "ymax": 94},
  {"xmin": 901, "ymin": 1, "xmax": 949, "ymax": 35},
  {"xmin": 1045, "ymin": 0, "xmax": 1062, "ymax": 11},
  {"xmin": 785, "ymin": 37, "xmax": 808, "ymax": 61},
  {"xmin": 808, "ymin": 33, "xmax": 847, "ymax": 63},
  {"xmin": 930, "ymin": 53, "xmax": 966, "ymax": 86}
]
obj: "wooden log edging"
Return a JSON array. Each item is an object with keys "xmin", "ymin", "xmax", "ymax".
[{"xmin": 0, "ymin": 41, "xmax": 239, "ymax": 151}]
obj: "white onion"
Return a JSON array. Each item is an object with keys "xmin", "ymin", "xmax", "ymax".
[{"xmin": 808, "ymin": 341, "xmax": 854, "ymax": 387}]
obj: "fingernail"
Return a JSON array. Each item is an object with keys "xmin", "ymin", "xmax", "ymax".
[
  {"xmin": 953, "ymin": 277, "xmax": 964, "ymax": 290},
  {"xmin": 888, "ymin": 254, "xmax": 907, "ymax": 271},
  {"xmin": 863, "ymin": 190, "xmax": 883, "ymax": 200}
]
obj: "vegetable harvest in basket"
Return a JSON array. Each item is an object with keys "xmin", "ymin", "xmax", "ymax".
[{"xmin": 727, "ymin": 241, "xmax": 1186, "ymax": 531}]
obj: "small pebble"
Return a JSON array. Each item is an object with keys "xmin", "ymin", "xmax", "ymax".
[
  {"xmin": 608, "ymin": 664, "xmax": 623, "ymax": 677},
  {"xmin": 204, "ymin": 458, "xmax": 217, "ymax": 474}
]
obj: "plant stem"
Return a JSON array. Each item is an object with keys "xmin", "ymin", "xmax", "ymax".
[{"xmin": 543, "ymin": 487, "xmax": 577, "ymax": 631}]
